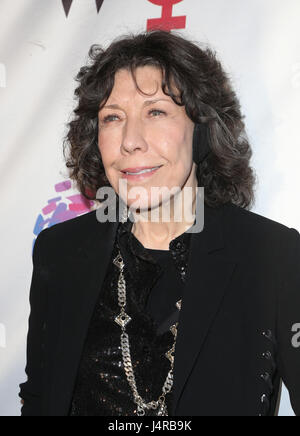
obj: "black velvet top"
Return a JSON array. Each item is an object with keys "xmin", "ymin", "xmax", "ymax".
[{"xmin": 69, "ymin": 216, "xmax": 193, "ymax": 416}]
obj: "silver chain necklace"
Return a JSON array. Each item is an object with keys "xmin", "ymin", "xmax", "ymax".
[{"xmin": 113, "ymin": 247, "xmax": 182, "ymax": 416}]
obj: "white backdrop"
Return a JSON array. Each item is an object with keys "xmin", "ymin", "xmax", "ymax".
[{"xmin": 0, "ymin": 0, "xmax": 299, "ymax": 416}]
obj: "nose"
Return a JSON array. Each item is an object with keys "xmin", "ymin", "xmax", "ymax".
[{"xmin": 121, "ymin": 118, "xmax": 148, "ymax": 154}]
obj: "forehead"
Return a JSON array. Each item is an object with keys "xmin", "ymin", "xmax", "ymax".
[{"xmin": 107, "ymin": 65, "xmax": 176, "ymax": 102}]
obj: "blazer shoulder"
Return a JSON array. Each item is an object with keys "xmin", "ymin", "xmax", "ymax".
[
  {"xmin": 223, "ymin": 202, "xmax": 298, "ymax": 238},
  {"xmin": 221, "ymin": 202, "xmax": 299, "ymax": 265},
  {"xmin": 41, "ymin": 209, "xmax": 98, "ymax": 237},
  {"xmin": 34, "ymin": 209, "xmax": 104, "ymax": 263}
]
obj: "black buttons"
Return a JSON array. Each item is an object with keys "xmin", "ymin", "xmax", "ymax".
[
  {"xmin": 261, "ymin": 350, "xmax": 276, "ymax": 372},
  {"xmin": 260, "ymin": 372, "xmax": 273, "ymax": 391},
  {"xmin": 262, "ymin": 351, "xmax": 272, "ymax": 360},
  {"xmin": 262, "ymin": 330, "xmax": 274, "ymax": 343},
  {"xmin": 259, "ymin": 330, "xmax": 277, "ymax": 415},
  {"xmin": 260, "ymin": 393, "xmax": 270, "ymax": 408},
  {"xmin": 170, "ymin": 239, "xmax": 186, "ymax": 252}
]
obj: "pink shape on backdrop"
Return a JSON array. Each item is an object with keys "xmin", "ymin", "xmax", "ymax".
[{"xmin": 55, "ymin": 180, "xmax": 72, "ymax": 192}]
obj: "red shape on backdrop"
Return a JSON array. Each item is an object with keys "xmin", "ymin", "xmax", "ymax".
[
  {"xmin": 147, "ymin": 0, "xmax": 186, "ymax": 32},
  {"xmin": 62, "ymin": 0, "xmax": 104, "ymax": 17}
]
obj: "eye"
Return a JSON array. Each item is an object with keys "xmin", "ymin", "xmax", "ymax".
[
  {"xmin": 100, "ymin": 109, "xmax": 166, "ymax": 124},
  {"xmin": 149, "ymin": 109, "xmax": 166, "ymax": 117},
  {"xmin": 101, "ymin": 114, "xmax": 120, "ymax": 123}
]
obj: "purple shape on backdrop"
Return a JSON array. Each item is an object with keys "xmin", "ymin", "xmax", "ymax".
[
  {"xmin": 42, "ymin": 197, "xmax": 62, "ymax": 215},
  {"xmin": 47, "ymin": 202, "xmax": 78, "ymax": 226},
  {"xmin": 42, "ymin": 202, "xmax": 57, "ymax": 215},
  {"xmin": 55, "ymin": 180, "xmax": 72, "ymax": 192}
]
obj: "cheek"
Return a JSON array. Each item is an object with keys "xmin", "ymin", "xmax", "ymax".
[
  {"xmin": 98, "ymin": 132, "xmax": 118, "ymax": 166},
  {"xmin": 158, "ymin": 129, "xmax": 191, "ymax": 163}
]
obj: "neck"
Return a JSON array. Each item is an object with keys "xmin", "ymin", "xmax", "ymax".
[{"xmin": 130, "ymin": 176, "xmax": 198, "ymax": 251}]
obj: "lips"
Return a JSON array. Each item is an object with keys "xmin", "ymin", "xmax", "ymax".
[
  {"xmin": 121, "ymin": 166, "xmax": 162, "ymax": 174},
  {"xmin": 120, "ymin": 165, "xmax": 162, "ymax": 180}
]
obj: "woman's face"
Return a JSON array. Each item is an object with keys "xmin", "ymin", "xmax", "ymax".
[{"xmin": 98, "ymin": 65, "xmax": 196, "ymax": 212}]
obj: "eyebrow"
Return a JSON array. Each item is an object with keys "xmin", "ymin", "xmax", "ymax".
[{"xmin": 102, "ymin": 98, "xmax": 171, "ymax": 110}]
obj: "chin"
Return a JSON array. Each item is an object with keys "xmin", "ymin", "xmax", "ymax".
[{"xmin": 127, "ymin": 198, "xmax": 161, "ymax": 214}]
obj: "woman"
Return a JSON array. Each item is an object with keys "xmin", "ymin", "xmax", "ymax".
[{"xmin": 19, "ymin": 30, "xmax": 300, "ymax": 416}]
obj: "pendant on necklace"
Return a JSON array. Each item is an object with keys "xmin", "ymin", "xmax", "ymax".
[
  {"xmin": 176, "ymin": 299, "xmax": 182, "ymax": 311},
  {"xmin": 115, "ymin": 311, "xmax": 131, "ymax": 328}
]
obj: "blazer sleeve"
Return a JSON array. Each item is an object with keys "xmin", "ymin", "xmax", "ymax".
[
  {"xmin": 18, "ymin": 229, "xmax": 49, "ymax": 416},
  {"xmin": 277, "ymin": 227, "xmax": 300, "ymax": 416}
]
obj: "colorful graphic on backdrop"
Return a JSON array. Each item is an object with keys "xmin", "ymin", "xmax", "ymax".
[{"xmin": 33, "ymin": 180, "xmax": 94, "ymax": 250}]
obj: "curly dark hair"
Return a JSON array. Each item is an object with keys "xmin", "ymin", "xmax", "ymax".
[{"xmin": 63, "ymin": 29, "xmax": 257, "ymax": 209}]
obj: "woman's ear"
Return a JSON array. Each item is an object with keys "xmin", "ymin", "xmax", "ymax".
[{"xmin": 192, "ymin": 123, "xmax": 210, "ymax": 165}]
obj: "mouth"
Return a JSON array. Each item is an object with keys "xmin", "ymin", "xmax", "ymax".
[{"xmin": 120, "ymin": 165, "xmax": 163, "ymax": 181}]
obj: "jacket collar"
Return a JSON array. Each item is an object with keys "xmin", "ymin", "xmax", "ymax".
[
  {"xmin": 115, "ymin": 210, "xmax": 193, "ymax": 278},
  {"xmin": 76, "ymin": 197, "xmax": 225, "ymax": 264}
]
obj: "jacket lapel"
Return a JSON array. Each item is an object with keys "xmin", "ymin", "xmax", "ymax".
[{"xmin": 171, "ymin": 204, "xmax": 237, "ymax": 415}]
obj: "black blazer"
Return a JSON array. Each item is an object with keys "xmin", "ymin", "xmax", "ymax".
[{"xmin": 19, "ymin": 202, "xmax": 300, "ymax": 416}]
